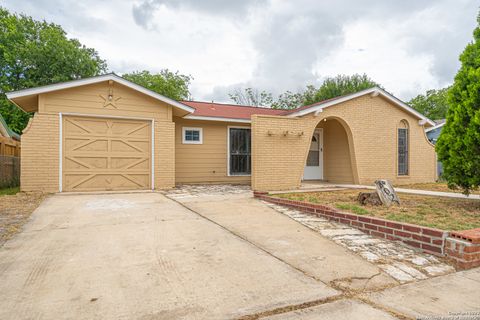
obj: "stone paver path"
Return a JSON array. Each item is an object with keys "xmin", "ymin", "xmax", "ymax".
[
  {"xmin": 166, "ymin": 184, "xmax": 251, "ymax": 199},
  {"xmin": 263, "ymin": 201, "xmax": 456, "ymax": 283}
]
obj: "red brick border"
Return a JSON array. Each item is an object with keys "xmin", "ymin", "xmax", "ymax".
[
  {"xmin": 254, "ymin": 192, "xmax": 447, "ymax": 255},
  {"xmin": 254, "ymin": 192, "xmax": 480, "ymax": 269}
]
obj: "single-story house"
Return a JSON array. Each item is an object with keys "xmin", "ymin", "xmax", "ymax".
[
  {"xmin": 6, "ymin": 73, "xmax": 437, "ymax": 192},
  {"xmin": 425, "ymin": 119, "xmax": 446, "ymax": 177}
]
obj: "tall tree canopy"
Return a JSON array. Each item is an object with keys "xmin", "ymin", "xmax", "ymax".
[
  {"xmin": 123, "ymin": 70, "xmax": 192, "ymax": 101},
  {"xmin": 303, "ymin": 74, "xmax": 380, "ymax": 105},
  {"xmin": 0, "ymin": 7, "xmax": 107, "ymax": 133},
  {"xmin": 229, "ymin": 74, "xmax": 379, "ymax": 110},
  {"xmin": 408, "ymin": 88, "xmax": 449, "ymax": 120},
  {"xmin": 436, "ymin": 14, "xmax": 480, "ymax": 194}
]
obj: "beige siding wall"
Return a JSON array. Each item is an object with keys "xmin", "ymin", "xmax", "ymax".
[
  {"xmin": 317, "ymin": 120, "xmax": 354, "ymax": 183},
  {"xmin": 174, "ymin": 118, "xmax": 250, "ymax": 184},
  {"xmin": 22, "ymin": 81, "xmax": 176, "ymax": 191},
  {"xmin": 21, "ymin": 113, "xmax": 59, "ymax": 192},
  {"xmin": 252, "ymin": 95, "xmax": 436, "ymax": 191}
]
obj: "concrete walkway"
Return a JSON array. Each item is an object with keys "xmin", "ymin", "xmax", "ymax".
[
  {"xmin": 298, "ymin": 182, "xmax": 480, "ymax": 200},
  {"xmin": 367, "ymin": 268, "xmax": 480, "ymax": 318}
]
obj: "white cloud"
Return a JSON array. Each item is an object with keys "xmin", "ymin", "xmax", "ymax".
[
  {"xmin": 2, "ymin": 0, "xmax": 478, "ymax": 102},
  {"xmin": 313, "ymin": 20, "xmax": 438, "ymax": 99}
]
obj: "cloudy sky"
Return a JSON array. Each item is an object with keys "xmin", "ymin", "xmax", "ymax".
[{"xmin": 2, "ymin": 0, "xmax": 478, "ymax": 102}]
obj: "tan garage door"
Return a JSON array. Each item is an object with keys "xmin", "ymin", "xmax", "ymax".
[{"xmin": 63, "ymin": 116, "xmax": 152, "ymax": 192}]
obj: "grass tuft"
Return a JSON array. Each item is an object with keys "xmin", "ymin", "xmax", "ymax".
[
  {"xmin": 335, "ymin": 203, "xmax": 370, "ymax": 215},
  {"xmin": 0, "ymin": 187, "xmax": 19, "ymax": 196}
]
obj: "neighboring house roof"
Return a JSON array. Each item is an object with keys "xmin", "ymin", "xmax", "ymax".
[
  {"xmin": 284, "ymin": 87, "xmax": 435, "ymax": 126},
  {"xmin": 181, "ymin": 101, "xmax": 284, "ymax": 123},
  {"xmin": 425, "ymin": 119, "xmax": 446, "ymax": 133},
  {"xmin": 0, "ymin": 113, "xmax": 20, "ymax": 140},
  {"xmin": 6, "ymin": 73, "xmax": 195, "ymax": 114}
]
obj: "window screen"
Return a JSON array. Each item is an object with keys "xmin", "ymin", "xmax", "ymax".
[{"xmin": 229, "ymin": 128, "xmax": 251, "ymax": 175}]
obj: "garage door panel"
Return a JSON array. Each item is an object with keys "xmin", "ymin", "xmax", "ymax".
[
  {"xmin": 65, "ymin": 139, "xmax": 108, "ymax": 152},
  {"xmin": 111, "ymin": 157, "xmax": 149, "ymax": 170},
  {"xmin": 111, "ymin": 122, "xmax": 150, "ymax": 136},
  {"xmin": 63, "ymin": 116, "xmax": 151, "ymax": 192},
  {"xmin": 64, "ymin": 157, "xmax": 107, "ymax": 170},
  {"xmin": 64, "ymin": 118, "xmax": 108, "ymax": 135},
  {"xmin": 64, "ymin": 174, "xmax": 148, "ymax": 191},
  {"xmin": 110, "ymin": 140, "xmax": 149, "ymax": 153}
]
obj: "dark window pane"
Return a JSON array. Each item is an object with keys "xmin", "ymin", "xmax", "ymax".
[
  {"xmin": 185, "ymin": 129, "xmax": 200, "ymax": 142},
  {"xmin": 398, "ymin": 128, "xmax": 408, "ymax": 175},
  {"xmin": 229, "ymin": 128, "xmax": 251, "ymax": 175}
]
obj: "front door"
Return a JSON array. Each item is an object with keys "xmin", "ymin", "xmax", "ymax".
[{"xmin": 303, "ymin": 128, "xmax": 323, "ymax": 180}]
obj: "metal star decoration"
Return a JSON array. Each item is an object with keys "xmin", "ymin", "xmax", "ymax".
[{"xmin": 100, "ymin": 81, "xmax": 121, "ymax": 108}]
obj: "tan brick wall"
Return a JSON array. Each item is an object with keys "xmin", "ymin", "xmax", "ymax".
[
  {"xmin": 155, "ymin": 120, "xmax": 175, "ymax": 189},
  {"xmin": 21, "ymin": 82, "xmax": 178, "ymax": 192},
  {"xmin": 252, "ymin": 95, "xmax": 436, "ymax": 191},
  {"xmin": 21, "ymin": 113, "xmax": 59, "ymax": 192},
  {"xmin": 252, "ymin": 115, "xmax": 318, "ymax": 191}
]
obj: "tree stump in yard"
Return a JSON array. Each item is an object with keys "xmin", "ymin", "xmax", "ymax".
[{"xmin": 357, "ymin": 192, "xmax": 383, "ymax": 206}]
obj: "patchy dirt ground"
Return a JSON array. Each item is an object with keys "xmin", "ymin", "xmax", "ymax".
[
  {"xmin": 0, "ymin": 191, "xmax": 48, "ymax": 246},
  {"xmin": 274, "ymin": 189, "xmax": 480, "ymax": 231}
]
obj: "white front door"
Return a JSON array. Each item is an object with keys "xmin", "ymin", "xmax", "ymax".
[{"xmin": 303, "ymin": 128, "xmax": 323, "ymax": 180}]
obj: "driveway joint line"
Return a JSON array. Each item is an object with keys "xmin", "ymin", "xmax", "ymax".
[
  {"xmin": 166, "ymin": 194, "xmax": 413, "ymax": 319},
  {"xmin": 165, "ymin": 195, "xmax": 330, "ymax": 286}
]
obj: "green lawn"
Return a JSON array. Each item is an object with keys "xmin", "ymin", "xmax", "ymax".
[
  {"xmin": 273, "ymin": 189, "xmax": 480, "ymax": 231},
  {"xmin": 0, "ymin": 187, "xmax": 19, "ymax": 196}
]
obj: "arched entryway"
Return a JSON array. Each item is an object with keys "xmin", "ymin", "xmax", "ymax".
[{"xmin": 303, "ymin": 117, "xmax": 358, "ymax": 184}]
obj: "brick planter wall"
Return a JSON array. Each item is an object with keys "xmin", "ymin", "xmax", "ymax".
[
  {"xmin": 254, "ymin": 192, "xmax": 448, "ymax": 255},
  {"xmin": 445, "ymin": 229, "xmax": 480, "ymax": 270}
]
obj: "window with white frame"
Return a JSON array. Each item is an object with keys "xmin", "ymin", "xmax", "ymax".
[{"xmin": 182, "ymin": 127, "xmax": 203, "ymax": 144}]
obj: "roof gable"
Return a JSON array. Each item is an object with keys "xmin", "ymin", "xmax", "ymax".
[
  {"xmin": 285, "ymin": 87, "xmax": 435, "ymax": 126},
  {"xmin": 6, "ymin": 73, "xmax": 195, "ymax": 114}
]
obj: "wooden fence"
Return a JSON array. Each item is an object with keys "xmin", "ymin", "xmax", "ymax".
[
  {"xmin": 0, "ymin": 136, "xmax": 21, "ymax": 157},
  {"xmin": 0, "ymin": 155, "xmax": 20, "ymax": 188}
]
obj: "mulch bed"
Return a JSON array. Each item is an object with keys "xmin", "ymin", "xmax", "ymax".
[{"xmin": 0, "ymin": 192, "xmax": 48, "ymax": 246}]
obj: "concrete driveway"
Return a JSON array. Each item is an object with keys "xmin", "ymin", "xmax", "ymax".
[
  {"xmin": 0, "ymin": 192, "xmax": 339, "ymax": 319},
  {"xmin": 1, "ymin": 188, "xmax": 479, "ymax": 319}
]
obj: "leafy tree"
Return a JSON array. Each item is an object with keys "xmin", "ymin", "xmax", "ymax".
[
  {"xmin": 0, "ymin": 7, "xmax": 107, "ymax": 133},
  {"xmin": 436, "ymin": 14, "xmax": 480, "ymax": 195},
  {"xmin": 229, "ymin": 75, "xmax": 379, "ymax": 110},
  {"xmin": 304, "ymin": 74, "xmax": 380, "ymax": 105},
  {"xmin": 122, "ymin": 70, "xmax": 192, "ymax": 101},
  {"xmin": 271, "ymin": 85, "xmax": 317, "ymax": 110},
  {"xmin": 408, "ymin": 88, "xmax": 449, "ymax": 120},
  {"xmin": 228, "ymin": 88, "xmax": 273, "ymax": 107}
]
